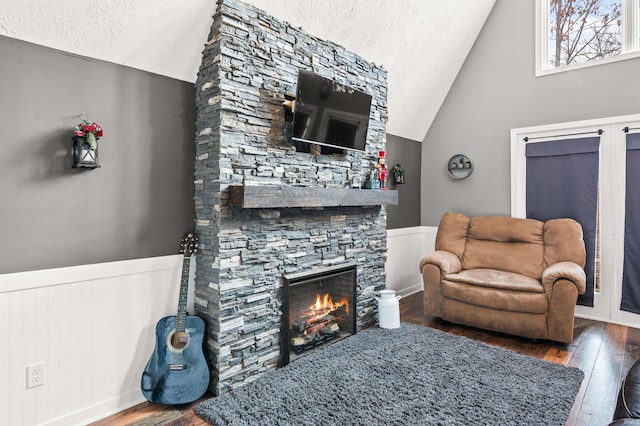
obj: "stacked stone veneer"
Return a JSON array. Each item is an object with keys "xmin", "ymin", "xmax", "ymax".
[{"xmin": 193, "ymin": 0, "xmax": 389, "ymax": 395}]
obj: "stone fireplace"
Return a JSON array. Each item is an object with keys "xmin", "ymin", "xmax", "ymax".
[{"xmin": 193, "ymin": 0, "xmax": 390, "ymax": 395}]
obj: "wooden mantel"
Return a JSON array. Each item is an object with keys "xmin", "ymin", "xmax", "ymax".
[{"xmin": 228, "ymin": 185, "xmax": 398, "ymax": 208}]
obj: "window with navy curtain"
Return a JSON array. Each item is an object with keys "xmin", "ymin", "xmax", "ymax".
[
  {"xmin": 621, "ymin": 133, "xmax": 640, "ymax": 313},
  {"xmin": 525, "ymin": 137, "xmax": 600, "ymax": 307}
]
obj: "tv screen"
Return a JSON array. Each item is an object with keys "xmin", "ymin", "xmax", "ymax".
[{"xmin": 292, "ymin": 70, "xmax": 372, "ymax": 153}]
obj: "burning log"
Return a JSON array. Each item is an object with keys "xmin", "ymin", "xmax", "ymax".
[
  {"xmin": 306, "ymin": 313, "xmax": 335, "ymax": 326},
  {"xmin": 291, "ymin": 337, "xmax": 306, "ymax": 347},
  {"xmin": 290, "ymin": 321, "xmax": 341, "ymax": 354},
  {"xmin": 326, "ymin": 322, "xmax": 340, "ymax": 333}
]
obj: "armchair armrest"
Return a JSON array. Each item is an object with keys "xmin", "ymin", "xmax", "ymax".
[
  {"xmin": 419, "ymin": 250, "xmax": 462, "ymax": 275},
  {"xmin": 542, "ymin": 261, "xmax": 586, "ymax": 295}
]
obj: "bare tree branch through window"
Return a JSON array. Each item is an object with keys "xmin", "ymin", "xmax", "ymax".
[{"xmin": 549, "ymin": 0, "xmax": 622, "ymax": 67}]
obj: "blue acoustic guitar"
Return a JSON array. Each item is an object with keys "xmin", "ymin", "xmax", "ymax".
[{"xmin": 140, "ymin": 233, "xmax": 210, "ymax": 405}]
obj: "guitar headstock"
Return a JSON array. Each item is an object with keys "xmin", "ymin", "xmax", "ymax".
[{"xmin": 180, "ymin": 233, "xmax": 199, "ymax": 257}]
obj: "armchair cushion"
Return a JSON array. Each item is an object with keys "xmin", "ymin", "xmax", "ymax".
[
  {"xmin": 445, "ymin": 269, "xmax": 543, "ymax": 293},
  {"xmin": 543, "ymin": 219, "xmax": 587, "ymax": 268},
  {"xmin": 462, "ymin": 216, "xmax": 545, "ymax": 280},
  {"xmin": 443, "ymin": 269, "xmax": 548, "ymax": 314}
]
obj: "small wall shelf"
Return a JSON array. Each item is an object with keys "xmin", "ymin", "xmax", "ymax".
[
  {"xmin": 447, "ymin": 154, "xmax": 473, "ymax": 180},
  {"xmin": 228, "ymin": 185, "xmax": 398, "ymax": 208}
]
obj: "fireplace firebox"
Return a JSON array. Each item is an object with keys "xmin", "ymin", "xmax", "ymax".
[{"xmin": 281, "ymin": 262, "xmax": 357, "ymax": 366}]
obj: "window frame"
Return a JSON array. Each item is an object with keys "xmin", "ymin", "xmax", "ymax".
[{"xmin": 536, "ymin": 0, "xmax": 640, "ymax": 76}]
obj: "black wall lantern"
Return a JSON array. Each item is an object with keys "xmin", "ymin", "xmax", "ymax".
[
  {"xmin": 71, "ymin": 136, "xmax": 99, "ymax": 168},
  {"xmin": 392, "ymin": 163, "xmax": 405, "ymax": 185},
  {"xmin": 72, "ymin": 114, "xmax": 103, "ymax": 169}
]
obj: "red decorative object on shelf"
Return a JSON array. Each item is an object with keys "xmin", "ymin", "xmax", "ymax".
[{"xmin": 377, "ymin": 150, "xmax": 388, "ymax": 189}]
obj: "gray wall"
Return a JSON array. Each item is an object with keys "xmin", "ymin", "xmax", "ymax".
[
  {"xmin": 0, "ymin": 36, "xmax": 196, "ymax": 274},
  {"xmin": 386, "ymin": 134, "xmax": 421, "ymax": 229},
  {"xmin": 421, "ymin": 0, "xmax": 640, "ymax": 226}
]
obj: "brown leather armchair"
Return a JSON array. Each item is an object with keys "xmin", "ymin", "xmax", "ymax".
[{"xmin": 419, "ymin": 212, "xmax": 586, "ymax": 343}]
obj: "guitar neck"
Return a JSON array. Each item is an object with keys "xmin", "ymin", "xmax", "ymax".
[{"xmin": 175, "ymin": 256, "xmax": 191, "ymax": 332}]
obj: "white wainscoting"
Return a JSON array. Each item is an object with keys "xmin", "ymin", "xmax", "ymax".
[
  {"xmin": 0, "ymin": 255, "xmax": 193, "ymax": 426},
  {"xmin": 0, "ymin": 228, "xmax": 433, "ymax": 426},
  {"xmin": 386, "ymin": 226, "xmax": 437, "ymax": 297}
]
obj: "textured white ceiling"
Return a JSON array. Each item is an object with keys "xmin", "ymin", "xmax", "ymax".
[{"xmin": 0, "ymin": 0, "xmax": 495, "ymax": 141}]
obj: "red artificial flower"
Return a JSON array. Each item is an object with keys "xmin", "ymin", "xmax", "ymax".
[{"xmin": 74, "ymin": 120, "xmax": 104, "ymax": 149}]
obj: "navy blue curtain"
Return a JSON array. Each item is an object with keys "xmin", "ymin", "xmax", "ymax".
[
  {"xmin": 621, "ymin": 133, "xmax": 640, "ymax": 313},
  {"xmin": 525, "ymin": 137, "xmax": 600, "ymax": 306}
]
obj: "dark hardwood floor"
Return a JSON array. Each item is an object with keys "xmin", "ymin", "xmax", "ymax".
[{"xmin": 92, "ymin": 291, "xmax": 636, "ymax": 426}]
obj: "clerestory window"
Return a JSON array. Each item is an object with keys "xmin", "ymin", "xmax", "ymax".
[{"xmin": 536, "ymin": 0, "xmax": 640, "ymax": 75}]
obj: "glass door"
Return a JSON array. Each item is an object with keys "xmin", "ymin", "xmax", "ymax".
[{"xmin": 511, "ymin": 115, "xmax": 640, "ymax": 327}]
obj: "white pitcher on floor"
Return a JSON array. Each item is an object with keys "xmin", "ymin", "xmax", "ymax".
[{"xmin": 376, "ymin": 289, "xmax": 401, "ymax": 329}]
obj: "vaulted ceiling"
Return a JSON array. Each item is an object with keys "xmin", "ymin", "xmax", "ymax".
[{"xmin": 0, "ymin": 0, "xmax": 495, "ymax": 141}]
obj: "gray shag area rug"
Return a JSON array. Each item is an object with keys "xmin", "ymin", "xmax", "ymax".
[{"xmin": 196, "ymin": 323, "xmax": 584, "ymax": 426}]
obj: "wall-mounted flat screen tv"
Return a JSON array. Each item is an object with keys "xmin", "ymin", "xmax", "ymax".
[{"xmin": 292, "ymin": 70, "xmax": 372, "ymax": 153}]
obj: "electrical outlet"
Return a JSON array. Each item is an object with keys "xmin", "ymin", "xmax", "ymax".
[{"xmin": 26, "ymin": 363, "xmax": 45, "ymax": 389}]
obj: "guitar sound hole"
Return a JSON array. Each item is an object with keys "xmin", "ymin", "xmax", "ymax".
[{"xmin": 171, "ymin": 331, "xmax": 189, "ymax": 350}]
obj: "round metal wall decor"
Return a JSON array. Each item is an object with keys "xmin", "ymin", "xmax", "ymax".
[{"xmin": 447, "ymin": 154, "xmax": 473, "ymax": 180}]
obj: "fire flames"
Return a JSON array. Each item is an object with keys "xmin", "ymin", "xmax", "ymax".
[{"xmin": 310, "ymin": 293, "xmax": 349, "ymax": 318}]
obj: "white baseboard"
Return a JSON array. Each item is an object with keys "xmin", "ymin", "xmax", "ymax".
[
  {"xmin": 396, "ymin": 283, "xmax": 423, "ymax": 298},
  {"xmin": 44, "ymin": 390, "xmax": 146, "ymax": 426}
]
